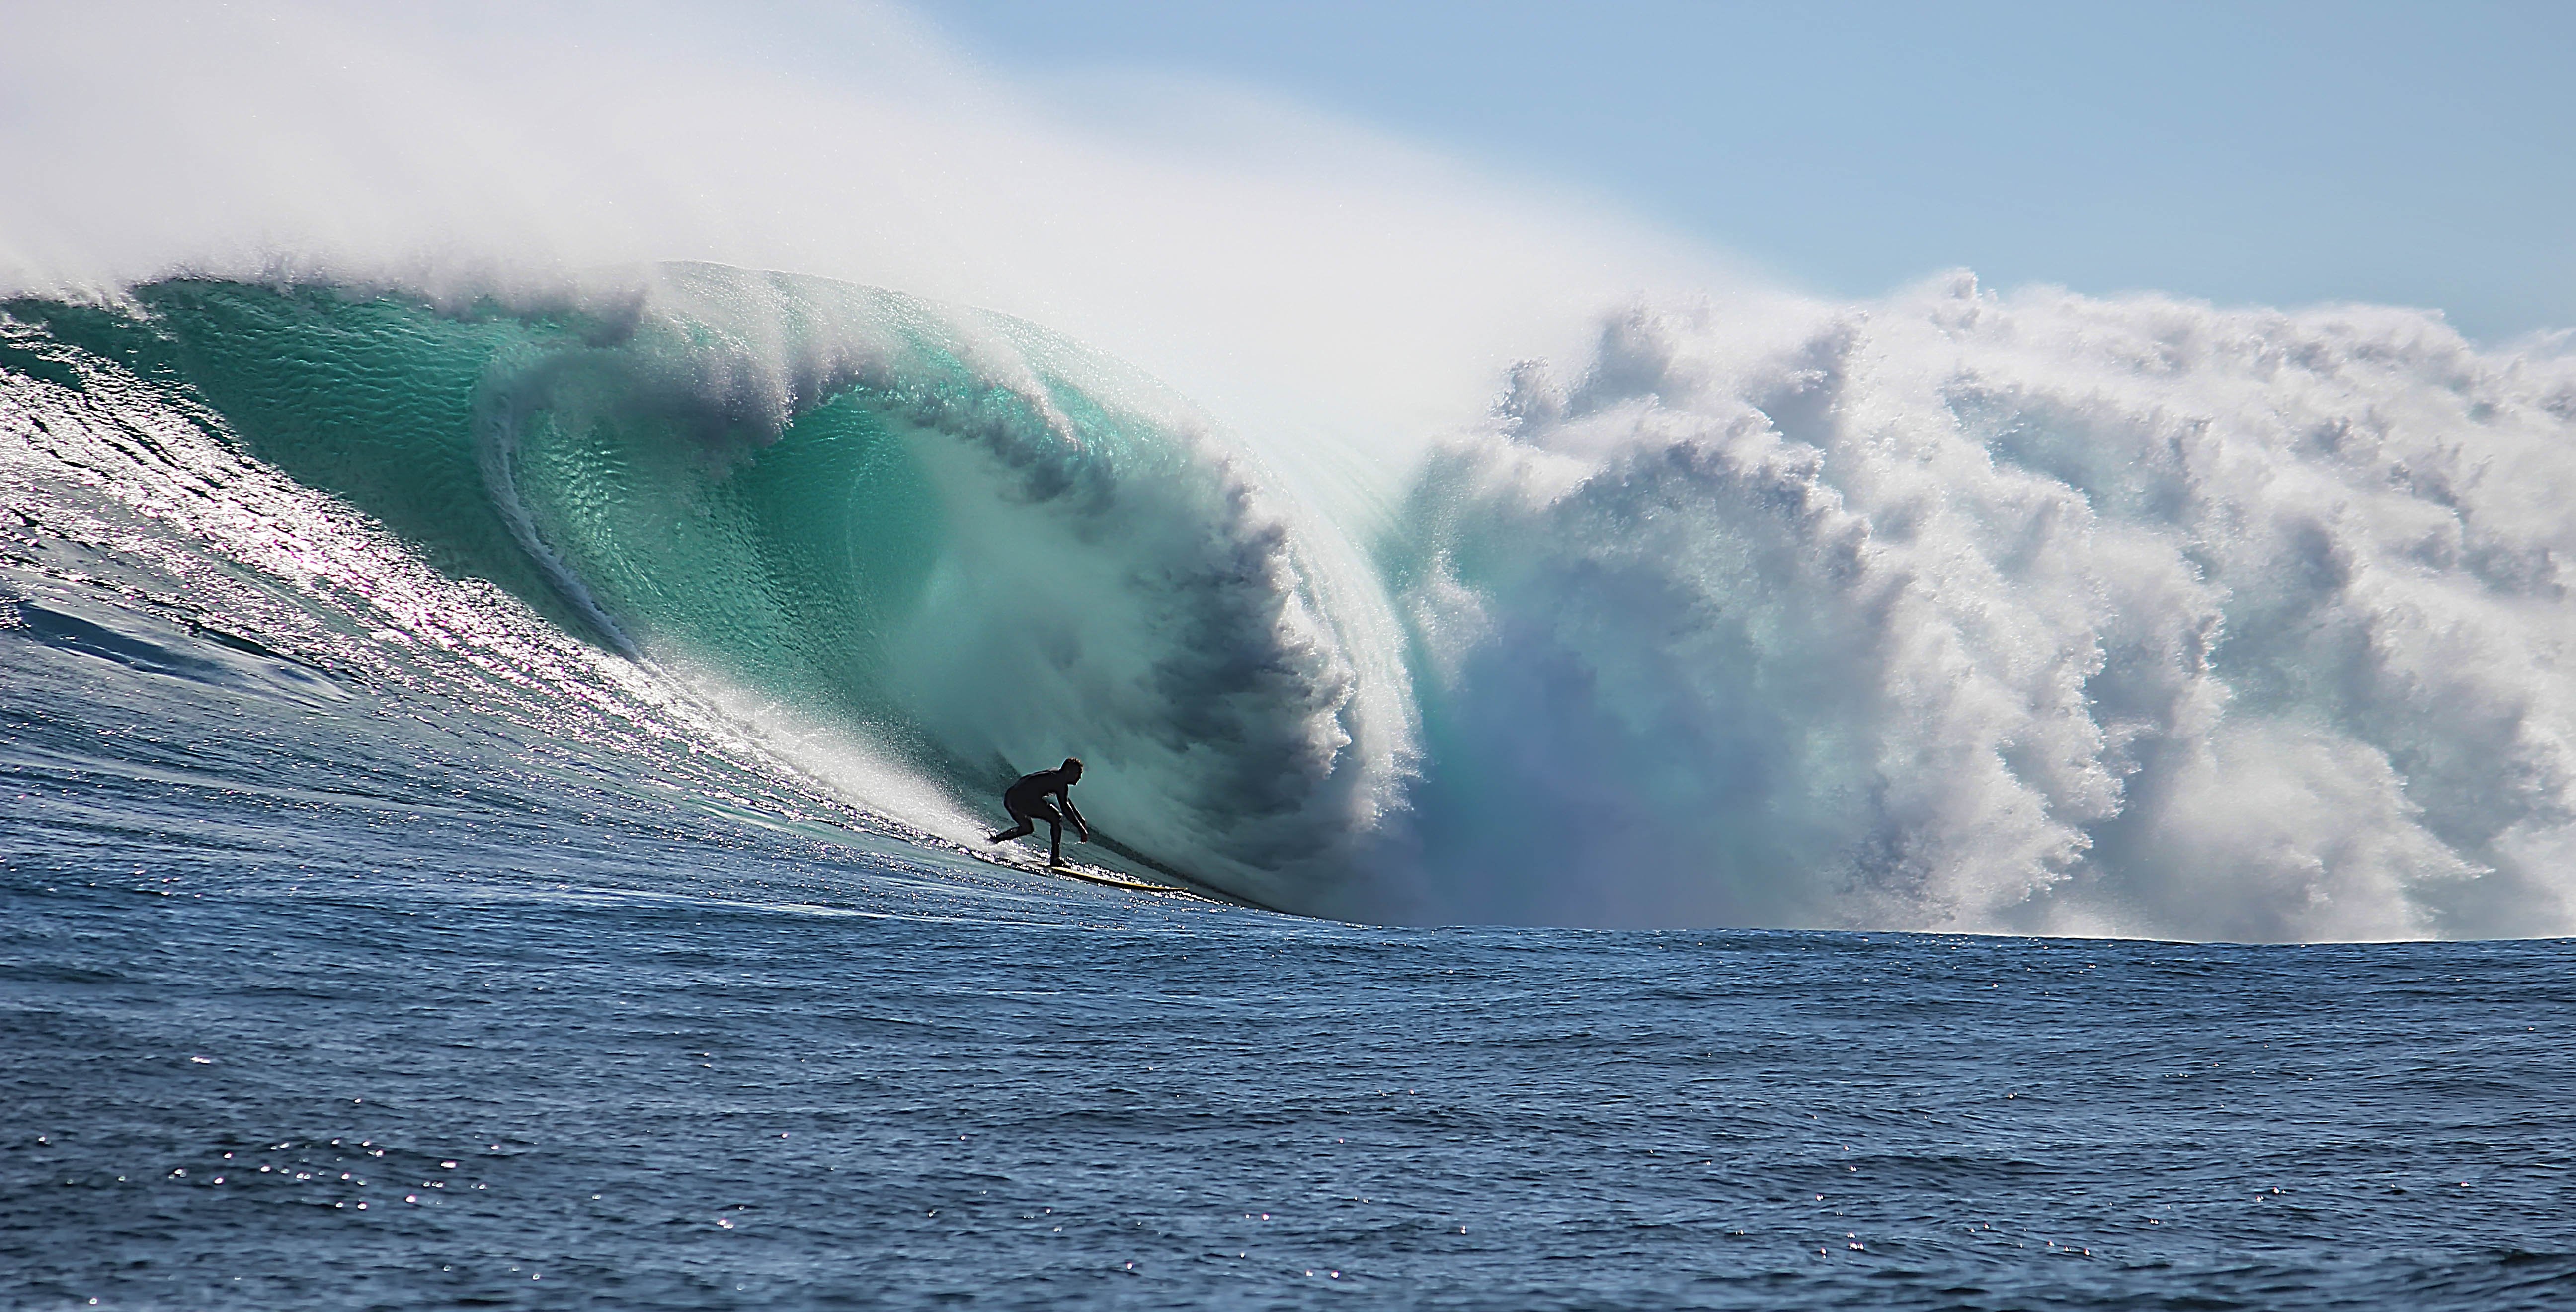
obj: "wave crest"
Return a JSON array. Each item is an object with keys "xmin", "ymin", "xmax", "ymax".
[{"xmin": 16, "ymin": 265, "xmax": 2576, "ymax": 938}]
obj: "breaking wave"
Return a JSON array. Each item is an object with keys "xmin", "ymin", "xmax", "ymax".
[
  {"xmin": 8, "ymin": 265, "xmax": 2576, "ymax": 939},
  {"xmin": 0, "ymin": 267, "xmax": 1409, "ymax": 913}
]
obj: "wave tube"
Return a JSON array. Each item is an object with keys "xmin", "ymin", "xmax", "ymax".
[
  {"xmin": 1389, "ymin": 275, "xmax": 2576, "ymax": 940},
  {"xmin": 482, "ymin": 267, "xmax": 1415, "ymax": 910},
  {"xmin": 1, "ymin": 268, "xmax": 1411, "ymax": 913}
]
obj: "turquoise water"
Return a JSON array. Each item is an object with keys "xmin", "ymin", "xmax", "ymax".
[{"xmin": 1, "ymin": 272, "xmax": 1403, "ymax": 913}]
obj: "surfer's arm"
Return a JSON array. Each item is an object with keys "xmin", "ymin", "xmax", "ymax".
[{"xmin": 1058, "ymin": 792, "xmax": 1090, "ymax": 839}]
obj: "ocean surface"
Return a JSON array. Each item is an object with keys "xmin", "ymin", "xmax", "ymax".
[
  {"xmin": 8, "ymin": 270, "xmax": 2576, "ymax": 1309},
  {"xmin": 8, "ymin": 737, "xmax": 2575, "ymax": 1310}
]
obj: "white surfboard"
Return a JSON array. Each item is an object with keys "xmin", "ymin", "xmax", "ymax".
[{"xmin": 972, "ymin": 844, "xmax": 1197, "ymax": 897}]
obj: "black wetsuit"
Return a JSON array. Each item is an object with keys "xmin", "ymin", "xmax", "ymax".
[{"xmin": 990, "ymin": 766, "xmax": 1089, "ymax": 864}]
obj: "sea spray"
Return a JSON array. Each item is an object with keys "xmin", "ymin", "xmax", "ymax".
[{"xmin": 1390, "ymin": 274, "xmax": 2576, "ymax": 939}]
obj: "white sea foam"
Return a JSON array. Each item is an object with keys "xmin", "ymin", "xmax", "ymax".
[{"xmin": 1385, "ymin": 276, "xmax": 2576, "ymax": 939}]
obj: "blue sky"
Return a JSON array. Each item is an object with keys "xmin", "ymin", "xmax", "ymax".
[{"xmin": 919, "ymin": 0, "xmax": 2575, "ymax": 341}]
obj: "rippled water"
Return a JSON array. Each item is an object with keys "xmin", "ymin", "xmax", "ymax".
[{"xmin": 8, "ymin": 655, "xmax": 2575, "ymax": 1309}]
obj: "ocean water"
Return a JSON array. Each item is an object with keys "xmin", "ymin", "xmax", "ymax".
[
  {"xmin": 8, "ymin": 747, "xmax": 2574, "ymax": 1309},
  {"xmin": 8, "ymin": 269, "xmax": 2576, "ymax": 1309}
]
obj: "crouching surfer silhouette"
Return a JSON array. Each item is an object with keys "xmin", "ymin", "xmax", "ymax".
[{"xmin": 988, "ymin": 757, "xmax": 1091, "ymax": 868}]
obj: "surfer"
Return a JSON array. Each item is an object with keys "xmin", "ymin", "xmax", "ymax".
[{"xmin": 987, "ymin": 758, "xmax": 1091, "ymax": 867}]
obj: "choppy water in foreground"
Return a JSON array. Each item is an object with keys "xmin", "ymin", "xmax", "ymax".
[{"xmin": 7, "ymin": 758, "xmax": 2574, "ymax": 1309}]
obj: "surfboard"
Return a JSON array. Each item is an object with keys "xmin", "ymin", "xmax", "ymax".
[
  {"xmin": 1043, "ymin": 861, "xmax": 1189, "ymax": 894},
  {"xmin": 971, "ymin": 843, "xmax": 1201, "ymax": 898}
]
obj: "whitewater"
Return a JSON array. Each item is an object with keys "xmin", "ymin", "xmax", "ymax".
[{"xmin": 11, "ymin": 262, "xmax": 2576, "ymax": 938}]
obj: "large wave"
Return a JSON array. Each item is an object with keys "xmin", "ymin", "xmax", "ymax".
[
  {"xmin": 9, "ymin": 266, "xmax": 2576, "ymax": 939},
  {"xmin": 1, "ymin": 268, "xmax": 1410, "ymax": 913}
]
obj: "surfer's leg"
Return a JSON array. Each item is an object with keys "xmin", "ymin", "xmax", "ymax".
[
  {"xmin": 1047, "ymin": 818, "xmax": 1064, "ymax": 865},
  {"xmin": 988, "ymin": 810, "xmax": 1036, "ymax": 843}
]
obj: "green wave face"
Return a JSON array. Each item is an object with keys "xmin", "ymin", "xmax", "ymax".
[
  {"xmin": 532, "ymin": 386, "xmax": 942, "ymax": 714},
  {"xmin": 24, "ymin": 281, "xmax": 593, "ymax": 634},
  {"xmin": 490, "ymin": 311, "xmax": 951, "ymax": 735},
  {"xmin": 4, "ymin": 267, "xmax": 1400, "ymax": 909}
]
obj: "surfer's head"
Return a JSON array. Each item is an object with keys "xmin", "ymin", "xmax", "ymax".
[{"xmin": 1061, "ymin": 757, "xmax": 1084, "ymax": 780}]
